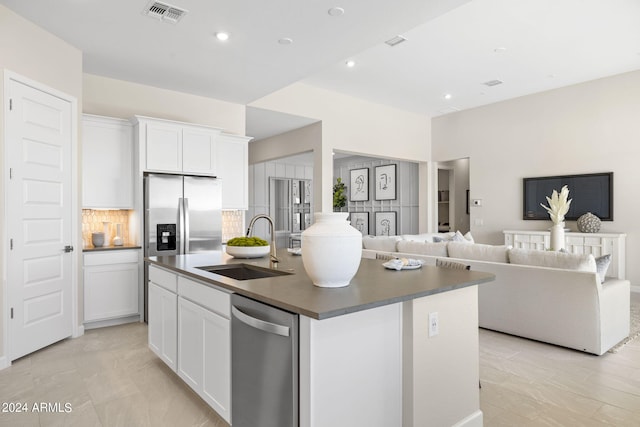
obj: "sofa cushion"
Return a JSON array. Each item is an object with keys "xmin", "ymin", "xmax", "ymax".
[
  {"xmin": 508, "ymin": 248, "xmax": 597, "ymax": 272},
  {"xmin": 397, "ymin": 240, "xmax": 448, "ymax": 257},
  {"xmin": 595, "ymin": 254, "xmax": 612, "ymax": 283},
  {"xmin": 362, "ymin": 235, "xmax": 401, "ymax": 252},
  {"xmin": 448, "ymin": 242, "xmax": 510, "ymax": 263},
  {"xmin": 401, "ymin": 232, "xmax": 454, "ymax": 243}
]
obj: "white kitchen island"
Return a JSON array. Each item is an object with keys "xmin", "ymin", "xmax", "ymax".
[{"xmin": 147, "ymin": 253, "xmax": 493, "ymax": 427}]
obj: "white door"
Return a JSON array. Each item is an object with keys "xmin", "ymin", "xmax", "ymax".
[{"xmin": 6, "ymin": 78, "xmax": 73, "ymax": 361}]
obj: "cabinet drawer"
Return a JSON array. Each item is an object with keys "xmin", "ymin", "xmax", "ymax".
[
  {"xmin": 84, "ymin": 250, "xmax": 139, "ymax": 266},
  {"xmin": 178, "ymin": 276, "xmax": 230, "ymax": 319},
  {"xmin": 149, "ymin": 265, "xmax": 178, "ymax": 293}
]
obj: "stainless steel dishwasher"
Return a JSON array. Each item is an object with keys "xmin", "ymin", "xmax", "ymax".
[{"xmin": 231, "ymin": 294, "xmax": 299, "ymax": 427}]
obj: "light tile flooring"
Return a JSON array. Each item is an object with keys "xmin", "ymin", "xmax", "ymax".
[{"xmin": 0, "ymin": 294, "xmax": 638, "ymax": 427}]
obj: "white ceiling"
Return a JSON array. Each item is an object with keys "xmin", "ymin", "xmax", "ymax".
[{"xmin": 3, "ymin": 0, "xmax": 639, "ymax": 137}]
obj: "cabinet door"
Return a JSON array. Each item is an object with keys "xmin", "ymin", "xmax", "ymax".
[
  {"xmin": 82, "ymin": 115, "xmax": 133, "ymax": 208},
  {"xmin": 84, "ymin": 262, "xmax": 139, "ymax": 322},
  {"xmin": 177, "ymin": 297, "xmax": 231, "ymax": 423},
  {"xmin": 182, "ymin": 126, "xmax": 218, "ymax": 175},
  {"xmin": 148, "ymin": 282, "xmax": 178, "ymax": 371},
  {"xmin": 145, "ymin": 121, "xmax": 182, "ymax": 172},
  {"xmin": 202, "ymin": 304, "xmax": 231, "ymax": 423},
  {"xmin": 217, "ymin": 134, "xmax": 250, "ymax": 210},
  {"xmin": 177, "ymin": 297, "xmax": 204, "ymax": 391}
]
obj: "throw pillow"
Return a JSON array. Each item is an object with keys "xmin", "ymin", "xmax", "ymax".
[
  {"xmin": 451, "ymin": 230, "xmax": 472, "ymax": 243},
  {"xmin": 432, "ymin": 236, "xmax": 444, "ymax": 243},
  {"xmin": 595, "ymin": 254, "xmax": 612, "ymax": 283},
  {"xmin": 463, "ymin": 231, "xmax": 475, "ymax": 243}
]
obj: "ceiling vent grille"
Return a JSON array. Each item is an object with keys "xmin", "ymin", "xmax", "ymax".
[
  {"xmin": 483, "ymin": 79, "xmax": 503, "ymax": 87},
  {"xmin": 385, "ymin": 35, "xmax": 407, "ymax": 47},
  {"xmin": 143, "ymin": 1, "xmax": 187, "ymax": 23}
]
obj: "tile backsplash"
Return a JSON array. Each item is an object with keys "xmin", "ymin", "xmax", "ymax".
[
  {"xmin": 82, "ymin": 209, "xmax": 132, "ymax": 248},
  {"xmin": 222, "ymin": 210, "xmax": 244, "ymax": 243}
]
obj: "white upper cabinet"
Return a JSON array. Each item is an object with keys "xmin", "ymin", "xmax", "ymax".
[
  {"xmin": 217, "ymin": 133, "xmax": 252, "ymax": 210},
  {"xmin": 182, "ymin": 126, "xmax": 218, "ymax": 174},
  {"xmin": 82, "ymin": 114, "xmax": 134, "ymax": 208},
  {"xmin": 136, "ymin": 116, "xmax": 222, "ymax": 175}
]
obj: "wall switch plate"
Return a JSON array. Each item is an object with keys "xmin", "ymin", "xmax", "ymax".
[
  {"xmin": 429, "ymin": 312, "xmax": 439, "ymax": 337},
  {"xmin": 474, "ymin": 218, "xmax": 484, "ymax": 226},
  {"xmin": 472, "ymin": 199, "xmax": 482, "ymax": 206}
]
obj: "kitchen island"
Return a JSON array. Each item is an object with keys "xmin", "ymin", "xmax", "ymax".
[{"xmin": 147, "ymin": 252, "xmax": 494, "ymax": 427}]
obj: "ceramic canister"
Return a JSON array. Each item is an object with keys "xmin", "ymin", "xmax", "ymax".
[{"xmin": 301, "ymin": 212, "xmax": 362, "ymax": 288}]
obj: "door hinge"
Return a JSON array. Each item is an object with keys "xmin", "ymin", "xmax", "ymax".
[
  {"xmin": 9, "ymin": 99, "xmax": 13, "ymax": 111},
  {"xmin": 10, "ymin": 238, "xmax": 13, "ymax": 250},
  {"xmin": 10, "ymin": 308, "xmax": 14, "ymax": 319},
  {"xmin": 9, "ymin": 168, "xmax": 12, "ymax": 180}
]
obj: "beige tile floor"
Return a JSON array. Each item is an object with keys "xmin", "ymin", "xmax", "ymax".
[
  {"xmin": 482, "ymin": 292, "xmax": 640, "ymax": 426},
  {"xmin": 0, "ymin": 293, "xmax": 638, "ymax": 427}
]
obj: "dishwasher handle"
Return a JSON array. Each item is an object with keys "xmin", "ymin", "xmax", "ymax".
[{"xmin": 232, "ymin": 306, "xmax": 290, "ymax": 337}]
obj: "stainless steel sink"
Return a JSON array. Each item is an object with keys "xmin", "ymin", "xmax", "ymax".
[{"xmin": 197, "ymin": 263, "xmax": 292, "ymax": 281}]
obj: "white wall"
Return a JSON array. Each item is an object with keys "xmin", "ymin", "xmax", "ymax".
[
  {"xmin": 432, "ymin": 70, "xmax": 640, "ymax": 285},
  {"xmin": 83, "ymin": 74, "xmax": 245, "ymax": 135},
  {"xmin": 249, "ymin": 83, "xmax": 431, "ymax": 214},
  {"xmin": 333, "ymin": 156, "xmax": 419, "ymax": 236},
  {"xmin": 0, "ymin": 4, "xmax": 83, "ymax": 361}
]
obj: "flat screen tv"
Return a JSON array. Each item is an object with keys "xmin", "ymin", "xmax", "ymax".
[{"xmin": 523, "ymin": 172, "xmax": 613, "ymax": 221}]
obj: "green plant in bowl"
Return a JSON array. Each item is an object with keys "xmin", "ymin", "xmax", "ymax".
[{"xmin": 227, "ymin": 236, "xmax": 269, "ymax": 247}]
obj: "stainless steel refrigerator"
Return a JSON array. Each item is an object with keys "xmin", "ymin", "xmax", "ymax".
[{"xmin": 144, "ymin": 173, "xmax": 222, "ymax": 319}]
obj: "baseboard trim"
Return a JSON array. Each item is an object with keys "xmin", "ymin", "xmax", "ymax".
[
  {"xmin": 84, "ymin": 314, "xmax": 141, "ymax": 330},
  {"xmin": 453, "ymin": 410, "xmax": 483, "ymax": 427}
]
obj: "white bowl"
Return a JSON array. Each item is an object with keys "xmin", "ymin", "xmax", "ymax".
[{"xmin": 225, "ymin": 245, "xmax": 270, "ymax": 258}]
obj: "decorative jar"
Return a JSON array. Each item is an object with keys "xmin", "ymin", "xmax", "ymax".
[
  {"xmin": 301, "ymin": 212, "xmax": 362, "ymax": 288},
  {"xmin": 550, "ymin": 223, "xmax": 565, "ymax": 251}
]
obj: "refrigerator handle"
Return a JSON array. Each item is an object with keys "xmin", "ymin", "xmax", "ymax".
[
  {"xmin": 178, "ymin": 197, "xmax": 185, "ymax": 254},
  {"xmin": 183, "ymin": 198, "xmax": 190, "ymax": 254}
]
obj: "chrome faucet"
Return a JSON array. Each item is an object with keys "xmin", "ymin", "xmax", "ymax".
[{"xmin": 246, "ymin": 214, "xmax": 279, "ymax": 264}]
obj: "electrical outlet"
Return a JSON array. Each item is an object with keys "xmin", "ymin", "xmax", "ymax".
[{"xmin": 429, "ymin": 312, "xmax": 439, "ymax": 337}]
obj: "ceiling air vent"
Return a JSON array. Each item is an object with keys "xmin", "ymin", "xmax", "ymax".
[
  {"xmin": 143, "ymin": 1, "xmax": 187, "ymax": 24},
  {"xmin": 385, "ymin": 35, "xmax": 407, "ymax": 47},
  {"xmin": 483, "ymin": 79, "xmax": 503, "ymax": 87}
]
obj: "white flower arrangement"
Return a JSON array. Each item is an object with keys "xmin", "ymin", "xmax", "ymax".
[{"xmin": 540, "ymin": 185, "xmax": 572, "ymax": 225}]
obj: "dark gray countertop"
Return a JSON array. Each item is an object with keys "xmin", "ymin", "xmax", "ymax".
[{"xmin": 147, "ymin": 252, "xmax": 495, "ymax": 320}]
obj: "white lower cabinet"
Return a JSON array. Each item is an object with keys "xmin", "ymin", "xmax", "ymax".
[
  {"xmin": 147, "ymin": 265, "xmax": 231, "ymax": 423},
  {"xmin": 178, "ymin": 297, "xmax": 231, "ymax": 423},
  {"xmin": 83, "ymin": 250, "xmax": 140, "ymax": 326},
  {"xmin": 148, "ymin": 281, "xmax": 178, "ymax": 371}
]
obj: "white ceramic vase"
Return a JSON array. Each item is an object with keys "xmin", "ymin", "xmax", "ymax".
[
  {"xmin": 550, "ymin": 223, "xmax": 565, "ymax": 251},
  {"xmin": 301, "ymin": 212, "xmax": 362, "ymax": 288}
]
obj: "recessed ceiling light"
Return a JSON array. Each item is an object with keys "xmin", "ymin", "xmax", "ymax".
[
  {"xmin": 215, "ymin": 32, "xmax": 229, "ymax": 41},
  {"xmin": 328, "ymin": 7, "xmax": 345, "ymax": 17},
  {"xmin": 345, "ymin": 60, "xmax": 355, "ymax": 68},
  {"xmin": 444, "ymin": 93, "xmax": 452, "ymax": 100},
  {"xmin": 278, "ymin": 37, "xmax": 293, "ymax": 45},
  {"xmin": 493, "ymin": 47, "xmax": 507, "ymax": 53}
]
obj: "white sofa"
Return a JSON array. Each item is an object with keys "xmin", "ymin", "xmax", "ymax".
[{"xmin": 362, "ymin": 234, "xmax": 630, "ymax": 355}]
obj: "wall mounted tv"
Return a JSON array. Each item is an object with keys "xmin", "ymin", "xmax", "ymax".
[{"xmin": 523, "ymin": 172, "xmax": 613, "ymax": 221}]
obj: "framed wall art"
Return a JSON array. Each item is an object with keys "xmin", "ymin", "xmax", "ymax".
[
  {"xmin": 349, "ymin": 212, "xmax": 369, "ymax": 235},
  {"xmin": 349, "ymin": 168, "xmax": 369, "ymax": 202},
  {"xmin": 375, "ymin": 164, "xmax": 397, "ymax": 200},
  {"xmin": 375, "ymin": 211, "xmax": 397, "ymax": 236}
]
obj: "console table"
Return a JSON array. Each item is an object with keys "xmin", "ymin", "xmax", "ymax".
[{"xmin": 503, "ymin": 230, "xmax": 626, "ymax": 279}]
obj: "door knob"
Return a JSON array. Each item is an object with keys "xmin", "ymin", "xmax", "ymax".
[{"xmin": 64, "ymin": 245, "xmax": 74, "ymax": 253}]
